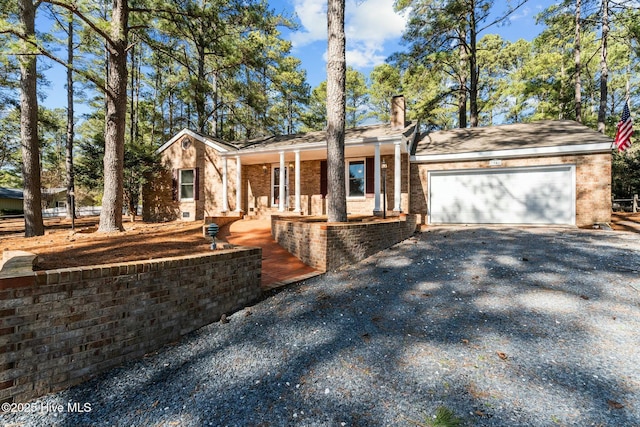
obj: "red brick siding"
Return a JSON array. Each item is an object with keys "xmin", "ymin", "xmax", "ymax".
[
  {"xmin": 145, "ymin": 134, "xmax": 238, "ymax": 221},
  {"xmin": 0, "ymin": 248, "xmax": 261, "ymax": 404},
  {"xmin": 272, "ymin": 215, "xmax": 418, "ymax": 271},
  {"xmin": 146, "ymin": 137, "xmax": 412, "ymax": 220}
]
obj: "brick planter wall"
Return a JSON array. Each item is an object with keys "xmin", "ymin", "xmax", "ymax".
[
  {"xmin": 272, "ymin": 215, "xmax": 417, "ymax": 271},
  {"xmin": 0, "ymin": 248, "xmax": 262, "ymax": 404}
]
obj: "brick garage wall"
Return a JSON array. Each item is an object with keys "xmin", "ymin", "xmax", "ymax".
[
  {"xmin": 409, "ymin": 163, "xmax": 427, "ymax": 225},
  {"xmin": 574, "ymin": 153, "xmax": 611, "ymax": 225},
  {"xmin": 272, "ymin": 215, "xmax": 417, "ymax": 271},
  {"xmin": 0, "ymin": 248, "xmax": 261, "ymax": 404},
  {"xmin": 410, "ymin": 153, "xmax": 611, "ymax": 227}
]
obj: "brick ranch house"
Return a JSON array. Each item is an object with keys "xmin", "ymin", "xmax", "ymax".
[{"xmin": 144, "ymin": 98, "xmax": 612, "ymax": 228}]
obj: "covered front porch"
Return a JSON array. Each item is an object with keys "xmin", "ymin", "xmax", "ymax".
[
  {"xmin": 217, "ymin": 127, "xmax": 412, "ymax": 218},
  {"xmin": 218, "ymin": 218, "xmax": 320, "ymax": 290}
]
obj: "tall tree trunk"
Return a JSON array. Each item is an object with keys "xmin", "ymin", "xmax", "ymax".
[
  {"xmin": 151, "ymin": 56, "xmax": 160, "ymax": 144},
  {"xmin": 559, "ymin": 62, "xmax": 566, "ymax": 119},
  {"xmin": 458, "ymin": 39, "xmax": 468, "ymax": 128},
  {"xmin": 469, "ymin": 0, "xmax": 478, "ymax": 127},
  {"xmin": 135, "ymin": 47, "xmax": 140, "ymax": 141},
  {"xmin": 213, "ymin": 71, "xmax": 219, "ymax": 137},
  {"xmin": 609, "ymin": 91, "xmax": 615, "ymax": 118},
  {"xmin": 597, "ymin": 0, "xmax": 609, "ymax": 133},
  {"xmin": 326, "ymin": 0, "xmax": 347, "ymax": 223},
  {"xmin": 66, "ymin": 11, "xmax": 75, "ymax": 219},
  {"xmin": 129, "ymin": 43, "xmax": 136, "ymax": 144},
  {"xmin": 287, "ymin": 96, "xmax": 293, "ymax": 134},
  {"xmin": 196, "ymin": 45, "xmax": 207, "ymax": 133},
  {"xmin": 168, "ymin": 90, "xmax": 174, "ymax": 133},
  {"xmin": 18, "ymin": 0, "xmax": 44, "ymax": 237},
  {"xmin": 98, "ymin": 0, "xmax": 128, "ymax": 232},
  {"xmin": 574, "ymin": 0, "xmax": 582, "ymax": 123},
  {"xmin": 625, "ymin": 71, "xmax": 630, "ymax": 101}
]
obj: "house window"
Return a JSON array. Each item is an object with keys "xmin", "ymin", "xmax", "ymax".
[
  {"xmin": 347, "ymin": 159, "xmax": 365, "ymax": 198},
  {"xmin": 180, "ymin": 169, "xmax": 195, "ymax": 200},
  {"xmin": 271, "ymin": 165, "xmax": 288, "ymax": 208}
]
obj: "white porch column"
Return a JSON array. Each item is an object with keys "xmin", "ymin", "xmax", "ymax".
[
  {"xmin": 221, "ymin": 157, "xmax": 229, "ymax": 212},
  {"xmin": 279, "ymin": 151, "xmax": 285, "ymax": 212},
  {"xmin": 235, "ymin": 155, "xmax": 242, "ymax": 212},
  {"xmin": 294, "ymin": 150, "xmax": 301, "ymax": 213},
  {"xmin": 373, "ymin": 143, "xmax": 381, "ymax": 213},
  {"xmin": 394, "ymin": 141, "xmax": 402, "ymax": 212}
]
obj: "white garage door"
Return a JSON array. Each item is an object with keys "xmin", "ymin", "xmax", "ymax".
[{"xmin": 429, "ymin": 165, "xmax": 575, "ymax": 225}]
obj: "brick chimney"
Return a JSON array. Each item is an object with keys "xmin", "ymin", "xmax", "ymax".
[{"xmin": 390, "ymin": 95, "xmax": 406, "ymax": 130}]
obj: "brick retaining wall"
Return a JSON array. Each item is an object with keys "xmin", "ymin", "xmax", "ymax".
[
  {"xmin": 272, "ymin": 215, "xmax": 417, "ymax": 271},
  {"xmin": 0, "ymin": 248, "xmax": 262, "ymax": 404}
]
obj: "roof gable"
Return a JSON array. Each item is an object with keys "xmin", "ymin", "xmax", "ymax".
[{"xmin": 157, "ymin": 129, "xmax": 238, "ymax": 154}]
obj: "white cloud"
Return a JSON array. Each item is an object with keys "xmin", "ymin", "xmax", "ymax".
[
  {"xmin": 345, "ymin": 0, "xmax": 405, "ymax": 45},
  {"xmin": 290, "ymin": 0, "xmax": 327, "ymax": 48},
  {"xmin": 509, "ymin": 6, "xmax": 530, "ymax": 21},
  {"xmin": 290, "ymin": 0, "xmax": 407, "ymax": 68},
  {"xmin": 346, "ymin": 45, "xmax": 386, "ymax": 68}
]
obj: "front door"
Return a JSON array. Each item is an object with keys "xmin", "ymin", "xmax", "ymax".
[{"xmin": 271, "ymin": 165, "xmax": 289, "ymax": 209}]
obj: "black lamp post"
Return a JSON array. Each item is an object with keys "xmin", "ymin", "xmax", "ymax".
[{"xmin": 381, "ymin": 159, "xmax": 387, "ymax": 219}]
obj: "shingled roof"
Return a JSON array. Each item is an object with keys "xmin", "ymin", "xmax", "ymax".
[
  {"xmin": 0, "ymin": 188, "xmax": 23, "ymax": 199},
  {"xmin": 235, "ymin": 122, "xmax": 418, "ymax": 152},
  {"xmin": 414, "ymin": 120, "xmax": 613, "ymax": 156}
]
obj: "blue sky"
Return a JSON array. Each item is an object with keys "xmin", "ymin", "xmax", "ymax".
[
  {"xmin": 273, "ymin": 0, "xmax": 556, "ymax": 88},
  {"xmin": 41, "ymin": 0, "xmax": 556, "ymax": 110}
]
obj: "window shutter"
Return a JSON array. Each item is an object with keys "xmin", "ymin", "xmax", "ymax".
[
  {"xmin": 320, "ymin": 160, "xmax": 328, "ymax": 197},
  {"xmin": 365, "ymin": 157, "xmax": 374, "ymax": 195},
  {"xmin": 194, "ymin": 167, "xmax": 200, "ymax": 201},
  {"xmin": 171, "ymin": 169, "xmax": 178, "ymax": 201}
]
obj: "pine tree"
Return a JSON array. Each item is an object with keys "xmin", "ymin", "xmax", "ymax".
[{"xmin": 326, "ymin": 0, "xmax": 347, "ymax": 222}]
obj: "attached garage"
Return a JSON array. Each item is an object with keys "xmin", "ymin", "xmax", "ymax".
[
  {"xmin": 429, "ymin": 165, "xmax": 575, "ymax": 225},
  {"xmin": 409, "ymin": 120, "xmax": 613, "ymax": 227}
]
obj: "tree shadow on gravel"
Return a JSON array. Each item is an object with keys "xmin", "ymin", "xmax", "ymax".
[{"xmin": 10, "ymin": 227, "xmax": 640, "ymax": 427}]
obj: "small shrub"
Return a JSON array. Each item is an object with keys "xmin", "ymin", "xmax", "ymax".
[{"xmin": 425, "ymin": 406, "xmax": 463, "ymax": 427}]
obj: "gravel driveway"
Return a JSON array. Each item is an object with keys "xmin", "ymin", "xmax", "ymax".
[{"xmin": 4, "ymin": 227, "xmax": 640, "ymax": 426}]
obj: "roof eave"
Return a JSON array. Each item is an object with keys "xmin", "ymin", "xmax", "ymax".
[
  {"xmin": 411, "ymin": 142, "xmax": 613, "ymax": 163},
  {"xmin": 228, "ymin": 132, "xmax": 408, "ymax": 157}
]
